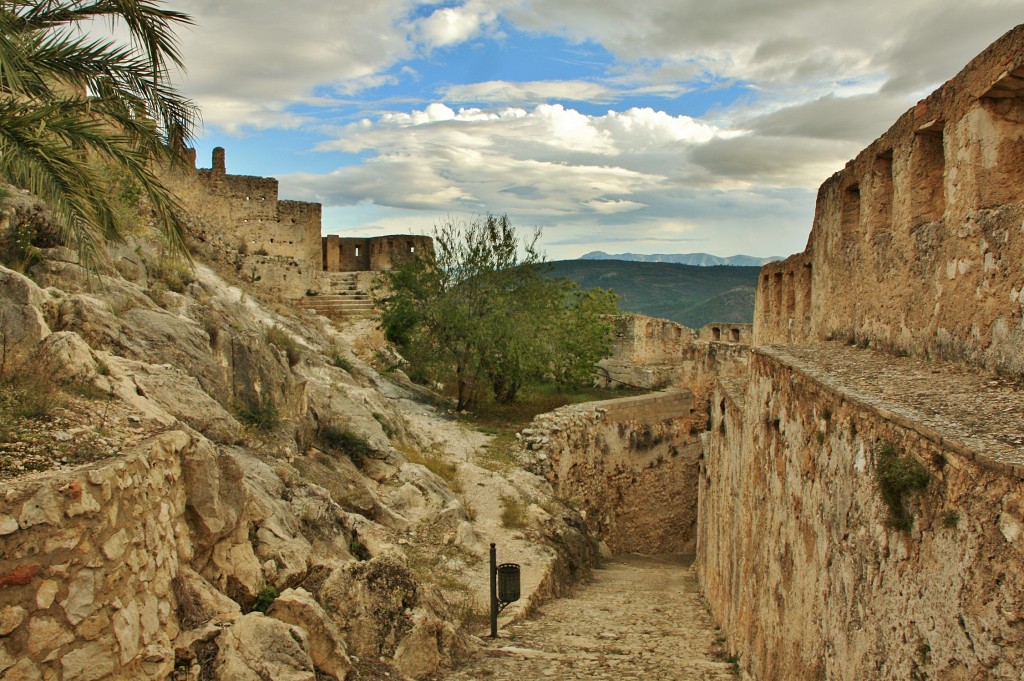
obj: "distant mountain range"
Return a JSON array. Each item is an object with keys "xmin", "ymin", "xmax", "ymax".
[
  {"xmin": 579, "ymin": 251, "xmax": 783, "ymax": 267},
  {"xmin": 547, "ymin": 260, "xmax": 760, "ymax": 330}
]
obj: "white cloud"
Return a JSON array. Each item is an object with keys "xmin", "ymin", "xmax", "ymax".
[{"xmin": 414, "ymin": 2, "xmax": 497, "ymax": 49}]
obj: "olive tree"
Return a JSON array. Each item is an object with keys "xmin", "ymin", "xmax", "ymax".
[{"xmin": 380, "ymin": 214, "xmax": 617, "ymax": 411}]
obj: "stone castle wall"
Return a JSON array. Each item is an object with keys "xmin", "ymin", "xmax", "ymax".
[
  {"xmin": 698, "ymin": 351, "xmax": 1024, "ymax": 680},
  {"xmin": 756, "ymin": 26, "xmax": 1024, "ymax": 378},
  {"xmin": 0, "ymin": 432, "xmax": 192, "ymax": 681},
  {"xmin": 171, "ymin": 148, "xmax": 432, "ymax": 299},
  {"xmin": 323, "ymin": 235, "xmax": 434, "ymax": 273},
  {"xmin": 519, "ymin": 391, "xmax": 703, "ymax": 554}
]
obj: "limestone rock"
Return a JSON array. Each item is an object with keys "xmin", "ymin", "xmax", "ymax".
[
  {"xmin": 393, "ymin": 609, "xmax": 473, "ymax": 680},
  {"xmin": 319, "ymin": 554, "xmax": 419, "ymax": 659},
  {"xmin": 0, "ymin": 606, "xmax": 26, "ymax": 637},
  {"xmin": 112, "ymin": 600, "xmax": 141, "ymax": 664},
  {"xmin": 0, "ymin": 658, "xmax": 42, "ymax": 680},
  {"xmin": 36, "ymin": 331, "xmax": 97, "ymax": 383},
  {"xmin": 0, "ymin": 266, "xmax": 50, "ymax": 358},
  {"xmin": 213, "ymin": 613, "xmax": 315, "ymax": 681},
  {"xmin": 18, "ymin": 486, "xmax": 61, "ymax": 529},
  {"xmin": 182, "ymin": 440, "xmax": 247, "ymax": 566},
  {"xmin": 60, "ymin": 640, "xmax": 116, "ymax": 681},
  {"xmin": 268, "ymin": 587, "xmax": 352, "ymax": 680},
  {"xmin": 35, "ymin": 580, "xmax": 58, "ymax": 609},
  {"xmin": 59, "ymin": 568, "xmax": 97, "ymax": 626}
]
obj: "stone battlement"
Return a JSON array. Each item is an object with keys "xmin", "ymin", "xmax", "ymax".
[
  {"xmin": 174, "ymin": 148, "xmax": 432, "ymax": 301},
  {"xmin": 756, "ymin": 25, "xmax": 1024, "ymax": 378}
]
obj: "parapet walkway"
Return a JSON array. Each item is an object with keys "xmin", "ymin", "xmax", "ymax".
[
  {"xmin": 445, "ymin": 554, "xmax": 735, "ymax": 681},
  {"xmin": 762, "ymin": 343, "xmax": 1024, "ymax": 478}
]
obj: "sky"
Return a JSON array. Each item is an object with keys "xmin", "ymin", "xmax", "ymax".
[{"xmin": 170, "ymin": 1, "xmax": 1024, "ymax": 260}]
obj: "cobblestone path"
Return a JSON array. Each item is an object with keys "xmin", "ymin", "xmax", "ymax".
[{"xmin": 446, "ymin": 554, "xmax": 736, "ymax": 681}]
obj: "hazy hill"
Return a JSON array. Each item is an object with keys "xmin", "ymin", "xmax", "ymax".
[
  {"xmin": 548, "ymin": 260, "xmax": 760, "ymax": 329},
  {"xmin": 580, "ymin": 251, "xmax": 782, "ymax": 267}
]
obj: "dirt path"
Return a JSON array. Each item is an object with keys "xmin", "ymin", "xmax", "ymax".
[{"xmin": 445, "ymin": 554, "xmax": 737, "ymax": 681}]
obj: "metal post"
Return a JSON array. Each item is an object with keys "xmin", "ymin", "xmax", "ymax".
[{"xmin": 489, "ymin": 542, "xmax": 498, "ymax": 638}]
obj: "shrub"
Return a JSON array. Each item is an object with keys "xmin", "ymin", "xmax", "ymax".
[{"xmin": 876, "ymin": 441, "xmax": 930, "ymax": 531}]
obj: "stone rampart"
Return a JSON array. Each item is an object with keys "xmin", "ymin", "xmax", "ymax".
[
  {"xmin": 755, "ymin": 25, "xmax": 1024, "ymax": 377},
  {"xmin": 698, "ymin": 350, "xmax": 1024, "ymax": 680},
  {"xmin": 322, "ymin": 235, "xmax": 434, "ymax": 273},
  {"xmin": 0, "ymin": 432, "xmax": 193, "ymax": 680},
  {"xmin": 697, "ymin": 323, "xmax": 753, "ymax": 344},
  {"xmin": 521, "ymin": 391, "xmax": 702, "ymax": 554}
]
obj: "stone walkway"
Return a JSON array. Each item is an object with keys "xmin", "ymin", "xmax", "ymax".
[
  {"xmin": 761, "ymin": 343, "xmax": 1024, "ymax": 477},
  {"xmin": 445, "ymin": 554, "xmax": 736, "ymax": 681}
]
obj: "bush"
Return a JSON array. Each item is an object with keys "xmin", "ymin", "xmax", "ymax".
[{"xmin": 876, "ymin": 441, "xmax": 930, "ymax": 531}]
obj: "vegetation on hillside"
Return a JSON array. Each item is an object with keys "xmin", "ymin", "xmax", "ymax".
[
  {"xmin": 0, "ymin": 0, "xmax": 198, "ymax": 269},
  {"xmin": 547, "ymin": 260, "xmax": 760, "ymax": 329},
  {"xmin": 381, "ymin": 215, "xmax": 618, "ymax": 411}
]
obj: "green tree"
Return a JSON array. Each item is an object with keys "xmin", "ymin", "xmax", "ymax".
[
  {"xmin": 0, "ymin": 0, "xmax": 198, "ymax": 269},
  {"xmin": 381, "ymin": 214, "xmax": 618, "ymax": 411}
]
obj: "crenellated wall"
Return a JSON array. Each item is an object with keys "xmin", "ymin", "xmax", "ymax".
[
  {"xmin": 698, "ymin": 350, "xmax": 1024, "ymax": 680},
  {"xmin": 169, "ymin": 148, "xmax": 433, "ymax": 300},
  {"xmin": 755, "ymin": 26, "xmax": 1024, "ymax": 377}
]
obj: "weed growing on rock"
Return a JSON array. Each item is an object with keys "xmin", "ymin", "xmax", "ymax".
[
  {"xmin": 266, "ymin": 325, "xmax": 301, "ymax": 366},
  {"xmin": 500, "ymin": 495, "xmax": 529, "ymax": 529},
  {"xmin": 349, "ymin": 537, "xmax": 370, "ymax": 561},
  {"xmin": 875, "ymin": 440, "xmax": 930, "ymax": 531},
  {"xmin": 942, "ymin": 510, "xmax": 960, "ymax": 529},
  {"xmin": 403, "ymin": 446, "xmax": 462, "ymax": 492},
  {"xmin": 251, "ymin": 585, "xmax": 280, "ymax": 614},
  {"xmin": 233, "ymin": 394, "xmax": 280, "ymax": 431},
  {"xmin": 319, "ymin": 425, "xmax": 373, "ymax": 464},
  {"xmin": 330, "ymin": 352, "xmax": 353, "ymax": 373}
]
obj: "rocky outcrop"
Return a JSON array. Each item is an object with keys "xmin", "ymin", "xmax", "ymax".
[{"xmin": 0, "ymin": 243, "xmax": 598, "ymax": 681}]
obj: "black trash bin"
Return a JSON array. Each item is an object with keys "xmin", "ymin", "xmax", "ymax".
[{"xmin": 497, "ymin": 563, "xmax": 520, "ymax": 603}]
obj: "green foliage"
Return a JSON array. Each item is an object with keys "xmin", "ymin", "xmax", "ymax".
[
  {"xmin": 0, "ymin": 0, "xmax": 199, "ymax": 269},
  {"xmin": 942, "ymin": 510, "xmax": 960, "ymax": 529},
  {"xmin": 233, "ymin": 394, "xmax": 279, "ymax": 431},
  {"xmin": 266, "ymin": 325, "xmax": 301, "ymax": 366},
  {"xmin": 500, "ymin": 495, "xmax": 529, "ymax": 529},
  {"xmin": 331, "ymin": 353, "xmax": 353, "ymax": 372},
  {"xmin": 251, "ymin": 586, "xmax": 279, "ymax": 614},
  {"xmin": 546, "ymin": 260, "xmax": 760, "ymax": 328},
  {"xmin": 875, "ymin": 441, "xmax": 930, "ymax": 531},
  {"xmin": 319, "ymin": 425, "xmax": 373, "ymax": 463},
  {"xmin": 381, "ymin": 214, "xmax": 617, "ymax": 411},
  {"xmin": 349, "ymin": 538, "xmax": 370, "ymax": 561}
]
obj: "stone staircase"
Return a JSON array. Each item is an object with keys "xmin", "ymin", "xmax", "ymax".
[{"xmin": 298, "ymin": 272, "xmax": 376, "ymax": 319}]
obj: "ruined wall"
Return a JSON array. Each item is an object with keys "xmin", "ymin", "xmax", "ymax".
[
  {"xmin": 322, "ymin": 235, "xmax": 434, "ymax": 273},
  {"xmin": 697, "ymin": 323, "xmax": 753, "ymax": 344},
  {"xmin": 520, "ymin": 391, "xmax": 702, "ymax": 554},
  {"xmin": 0, "ymin": 432, "xmax": 192, "ymax": 680},
  {"xmin": 755, "ymin": 25, "xmax": 1024, "ymax": 377},
  {"xmin": 697, "ymin": 351, "xmax": 1024, "ymax": 680},
  {"xmin": 598, "ymin": 314, "xmax": 751, "ymax": 439}
]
